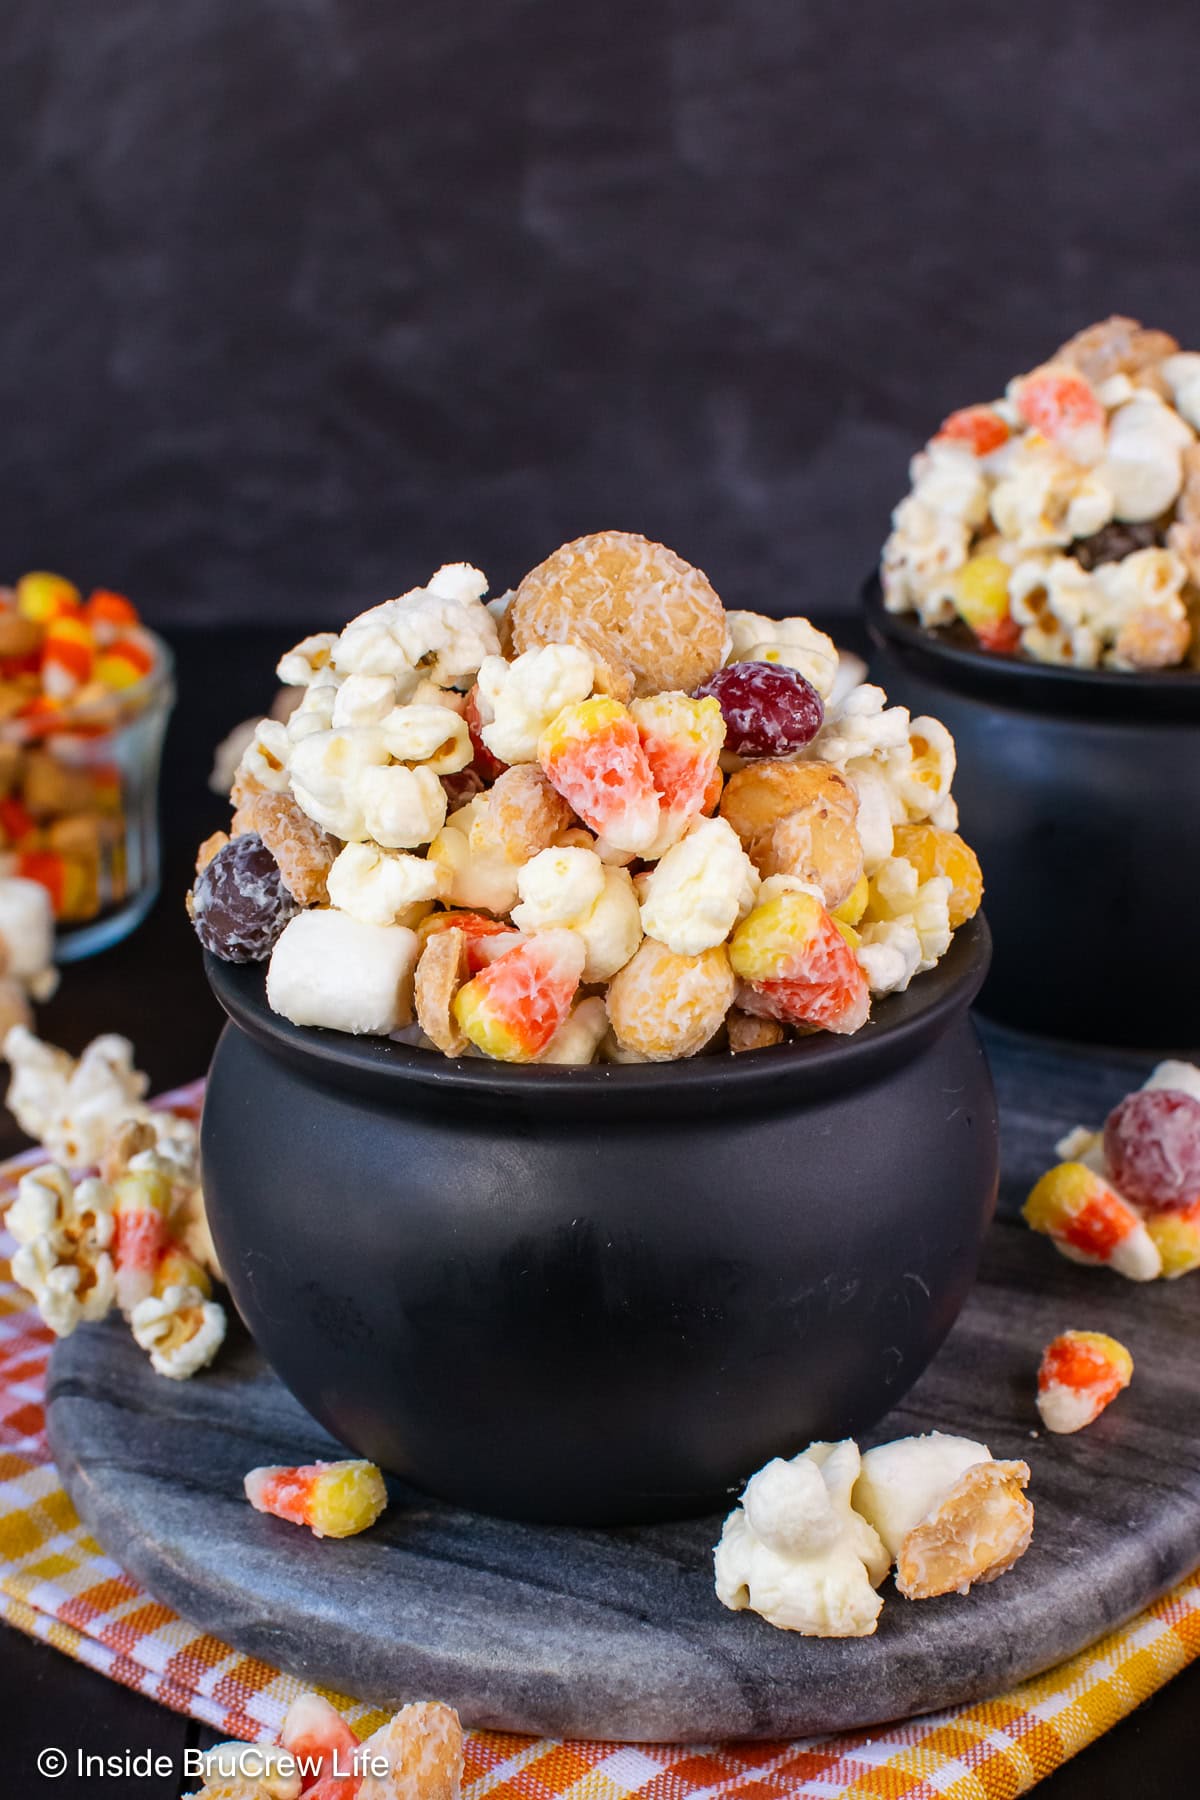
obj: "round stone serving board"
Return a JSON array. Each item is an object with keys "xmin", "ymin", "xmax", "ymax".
[{"xmin": 47, "ymin": 1025, "xmax": 1200, "ymax": 1742}]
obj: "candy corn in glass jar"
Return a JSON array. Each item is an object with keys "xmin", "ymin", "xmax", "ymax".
[{"xmin": 0, "ymin": 573, "xmax": 174, "ymax": 958}]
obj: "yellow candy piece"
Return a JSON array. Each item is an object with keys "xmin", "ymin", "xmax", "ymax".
[
  {"xmin": 95, "ymin": 650, "xmax": 146, "ymax": 690},
  {"xmin": 16, "ymin": 570, "xmax": 81, "ymax": 622},
  {"xmin": 892, "ymin": 823, "xmax": 984, "ymax": 929},
  {"xmin": 728, "ymin": 890, "xmax": 824, "ymax": 985},
  {"xmin": 1146, "ymin": 1205, "xmax": 1200, "ymax": 1279},
  {"xmin": 952, "ymin": 555, "xmax": 1010, "ymax": 632},
  {"xmin": 833, "ymin": 871, "xmax": 869, "ymax": 927}
]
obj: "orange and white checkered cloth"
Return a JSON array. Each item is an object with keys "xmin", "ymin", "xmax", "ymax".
[{"xmin": 2, "ymin": 1084, "xmax": 1199, "ymax": 1799}]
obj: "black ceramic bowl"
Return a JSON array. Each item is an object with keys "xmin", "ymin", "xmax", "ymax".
[
  {"xmin": 201, "ymin": 917, "xmax": 997, "ymax": 1526},
  {"xmin": 865, "ymin": 578, "xmax": 1200, "ymax": 1050}
]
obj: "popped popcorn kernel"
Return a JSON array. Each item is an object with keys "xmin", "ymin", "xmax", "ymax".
[{"xmin": 131, "ymin": 1282, "xmax": 226, "ymax": 1380}]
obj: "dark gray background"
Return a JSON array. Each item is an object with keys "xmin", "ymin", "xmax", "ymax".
[{"xmin": 2, "ymin": 0, "xmax": 1198, "ymax": 630}]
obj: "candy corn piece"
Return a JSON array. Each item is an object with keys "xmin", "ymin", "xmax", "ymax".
[
  {"xmin": 418, "ymin": 908, "xmax": 516, "ymax": 972},
  {"xmin": 933, "ymin": 405, "xmax": 1010, "ymax": 457},
  {"xmin": 1146, "ymin": 1200, "xmax": 1200, "ymax": 1279},
  {"xmin": 950, "ymin": 555, "xmax": 1021, "ymax": 656},
  {"xmin": 1022, "ymin": 1163, "xmax": 1162, "ymax": 1281},
  {"xmin": 15, "ymin": 571, "xmax": 81, "ymax": 623},
  {"xmin": 631, "ymin": 691, "xmax": 725, "ymax": 847},
  {"xmin": 538, "ymin": 697, "xmax": 660, "ymax": 852},
  {"xmin": 41, "ymin": 615, "xmax": 96, "ymax": 699},
  {"xmin": 1014, "ymin": 368, "xmax": 1106, "ymax": 460},
  {"xmin": 453, "ymin": 928, "xmax": 585, "ymax": 1061},
  {"xmin": 1036, "ymin": 1330, "xmax": 1133, "ymax": 1434},
  {"xmin": 244, "ymin": 1460, "xmax": 388, "ymax": 1539},
  {"xmin": 96, "ymin": 633, "xmax": 155, "ymax": 690},
  {"xmin": 729, "ymin": 890, "xmax": 870, "ymax": 1035},
  {"xmin": 83, "ymin": 588, "xmax": 140, "ymax": 643},
  {"xmin": 280, "ymin": 1691, "xmax": 363, "ymax": 1789},
  {"xmin": 111, "ymin": 1167, "xmax": 173, "ymax": 1313}
]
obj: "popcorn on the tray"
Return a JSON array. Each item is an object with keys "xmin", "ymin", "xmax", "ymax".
[
  {"xmin": 1025, "ymin": 1060, "xmax": 1200, "ymax": 1282},
  {"xmin": 714, "ymin": 1440, "xmax": 889, "ymax": 1636},
  {"xmin": 244, "ymin": 1459, "xmax": 388, "ymax": 1539},
  {"xmin": 130, "ymin": 1281, "xmax": 226, "ymax": 1379},
  {"xmin": 883, "ymin": 317, "xmax": 1200, "ymax": 669},
  {"xmin": 1036, "ymin": 1330, "xmax": 1133, "ymax": 1434},
  {"xmin": 192, "ymin": 534, "xmax": 981, "ymax": 1062},
  {"xmin": 854, "ymin": 1432, "xmax": 1033, "ymax": 1600}
]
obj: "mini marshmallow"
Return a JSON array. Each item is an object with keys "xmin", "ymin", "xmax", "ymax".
[
  {"xmin": 476, "ymin": 644, "xmax": 596, "ymax": 765},
  {"xmin": 267, "ymin": 909, "xmax": 420, "ymax": 1034},
  {"xmin": 638, "ymin": 817, "xmax": 759, "ymax": 956},
  {"xmin": 326, "ymin": 841, "xmax": 441, "ymax": 926},
  {"xmin": 0, "ymin": 877, "xmax": 55, "ymax": 986}
]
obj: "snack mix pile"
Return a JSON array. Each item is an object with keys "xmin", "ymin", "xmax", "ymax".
[
  {"xmin": 0, "ymin": 573, "xmax": 163, "ymax": 924},
  {"xmin": 186, "ymin": 1691, "xmax": 462, "ymax": 1800},
  {"xmin": 714, "ymin": 1431, "xmax": 1033, "ymax": 1637},
  {"xmin": 1, "ymin": 1027, "xmax": 224, "ymax": 1378},
  {"xmin": 1024, "ymin": 1060, "xmax": 1200, "ymax": 1281},
  {"xmin": 191, "ymin": 532, "xmax": 982, "ymax": 1063},
  {"xmin": 883, "ymin": 316, "xmax": 1200, "ymax": 669}
]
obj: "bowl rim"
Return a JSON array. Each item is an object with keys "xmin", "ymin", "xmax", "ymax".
[
  {"xmin": 863, "ymin": 575, "xmax": 1200, "ymax": 718},
  {"xmin": 204, "ymin": 912, "xmax": 991, "ymax": 1110}
]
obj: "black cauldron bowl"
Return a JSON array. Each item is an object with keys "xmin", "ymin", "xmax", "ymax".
[
  {"xmin": 865, "ymin": 578, "xmax": 1200, "ymax": 1051},
  {"xmin": 202, "ymin": 917, "xmax": 997, "ymax": 1527}
]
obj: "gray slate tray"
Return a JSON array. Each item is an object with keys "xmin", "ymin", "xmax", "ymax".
[{"xmin": 46, "ymin": 1023, "xmax": 1200, "ymax": 1742}]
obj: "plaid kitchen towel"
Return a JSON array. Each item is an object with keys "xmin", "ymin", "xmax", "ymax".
[{"xmin": 1, "ymin": 1087, "xmax": 1198, "ymax": 1799}]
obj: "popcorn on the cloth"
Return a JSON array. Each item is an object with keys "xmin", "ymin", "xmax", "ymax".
[
  {"xmin": 714, "ymin": 1440, "xmax": 889, "ymax": 1637},
  {"xmin": 331, "ymin": 564, "xmax": 499, "ymax": 693},
  {"xmin": 244, "ymin": 1459, "xmax": 388, "ymax": 1539},
  {"xmin": 4, "ymin": 1164, "xmax": 115, "ymax": 1337},
  {"xmin": 130, "ymin": 1282, "xmax": 226, "ymax": 1380},
  {"xmin": 730, "ymin": 889, "xmax": 870, "ymax": 1035},
  {"xmin": 266, "ymin": 910, "xmax": 419, "ymax": 1035},
  {"xmin": 854, "ymin": 1432, "xmax": 1033, "ymax": 1600},
  {"xmin": 453, "ymin": 928, "xmax": 585, "ymax": 1061},
  {"xmin": 1036, "ymin": 1330, "xmax": 1133, "ymax": 1434},
  {"xmin": 1022, "ymin": 1162, "xmax": 1162, "ymax": 1280},
  {"xmin": 3, "ymin": 1025, "xmax": 149, "ymax": 1170},
  {"xmin": 605, "ymin": 937, "xmax": 735, "ymax": 1061},
  {"xmin": 326, "ymin": 841, "xmax": 440, "ymax": 928},
  {"xmin": 638, "ymin": 817, "xmax": 758, "ymax": 956},
  {"xmin": 474, "ymin": 643, "xmax": 595, "ymax": 765},
  {"xmin": 538, "ymin": 696, "xmax": 660, "ymax": 853}
]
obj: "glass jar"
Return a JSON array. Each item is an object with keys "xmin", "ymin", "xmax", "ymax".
[{"xmin": 0, "ymin": 637, "xmax": 175, "ymax": 959}]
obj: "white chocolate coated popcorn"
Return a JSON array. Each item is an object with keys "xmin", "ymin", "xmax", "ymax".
[
  {"xmin": 511, "ymin": 846, "xmax": 606, "ymax": 930},
  {"xmin": 267, "ymin": 910, "xmax": 419, "ymax": 1034},
  {"xmin": 331, "ymin": 673, "xmax": 397, "ymax": 730},
  {"xmin": 326, "ymin": 842, "xmax": 441, "ymax": 927},
  {"xmin": 379, "ymin": 704, "xmax": 472, "ymax": 773},
  {"xmin": 6, "ymin": 1165, "xmax": 116, "ymax": 1337},
  {"xmin": 240, "ymin": 718, "xmax": 293, "ymax": 794},
  {"xmin": 429, "ymin": 799, "xmax": 523, "ymax": 915},
  {"xmin": 1099, "ymin": 395, "xmax": 1192, "ymax": 521},
  {"xmin": 866, "ymin": 857, "xmax": 952, "ymax": 971},
  {"xmin": 358, "ymin": 763, "xmax": 447, "ymax": 849},
  {"xmin": 4, "ymin": 1026, "xmax": 149, "ymax": 1170},
  {"xmin": 131, "ymin": 1283, "xmax": 227, "ymax": 1380},
  {"xmin": 288, "ymin": 727, "xmax": 391, "ymax": 840},
  {"xmin": 476, "ymin": 644, "xmax": 596, "ymax": 764},
  {"xmin": 638, "ymin": 817, "xmax": 759, "ymax": 956},
  {"xmin": 332, "ymin": 564, "xmax": 499, "ymax": 692},
  {"xmin": 855, "ymin": 920, "xmax": 923, "ymax": 996},
  {"xmin": 539, "ymin": 995, "xmax": 610, "ymax": 1064},
  {"xmin": 572, "ymin": 865, "xmax": 643, "ymax": 982},
  {"xmin": 714, "ymin": 1441, "xmax": 888, "ymax": 1637},
  {"xmin": 853, "ymin": 1432, "xmax": 993, "ymax": 1559},
  {"xmin": 276, "ymin": 632, "xmax": 338, "ymax": 687}
]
